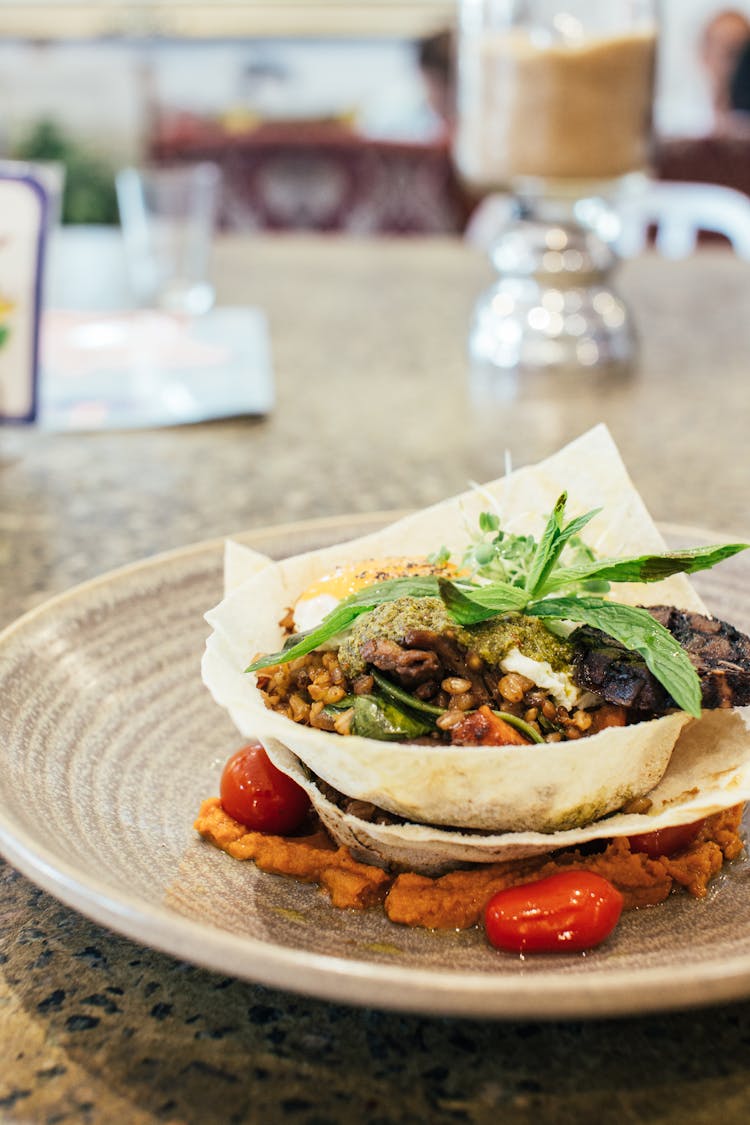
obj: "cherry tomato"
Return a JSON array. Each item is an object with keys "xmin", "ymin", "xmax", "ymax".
[
  {"xmin": 628, "ymin": 818, "xmax": 706, "ymax": 859},
  {"xmin": 484, "ymin": 871, "xmax": 623, "ymax": 954},
  {"xmin": 220, "ymin": 742, "xmax": 311, "ymax": 834}
]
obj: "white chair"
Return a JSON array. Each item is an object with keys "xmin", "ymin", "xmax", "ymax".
[
  {"xmin": 465, "ymin": 181, "xmax": 750, "ymax": 260},
  {"xmin": 615, "ymin": 180, "xmax": 750, "ymax": 259},
  {"xmin": 464, "ymin": 193, "xmax": 518, "ymax": 250}
]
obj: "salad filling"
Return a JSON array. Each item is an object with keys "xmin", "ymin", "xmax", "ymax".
[
  {"xmin": 250, "ymin": 494, "xmax": 750, "ymax": 748},
  {"xmin": 256, "ymin": 606, "xmax": 624, "ymax": 746}
]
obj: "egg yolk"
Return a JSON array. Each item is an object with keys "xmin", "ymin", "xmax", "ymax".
[{"xmin": 292, "ymin": 556, "xmax": 457, "ymax": 632}]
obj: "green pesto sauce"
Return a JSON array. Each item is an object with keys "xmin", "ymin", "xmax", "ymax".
[
  {"xmin": 458, "ymin": 614, "xmax": 574, "ymax": 671},
  {"xmin": 337, "ymin": 597, "xmax": 573, "ymax": 678},
  {"xmin": 338, "ymin": 596, "xmax": 451, "ymax": 677}
]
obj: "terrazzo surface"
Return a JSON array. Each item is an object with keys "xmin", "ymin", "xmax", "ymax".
[{"xmin": 2, "ymin": 235, "xmax": 750, "ymax": 1123}]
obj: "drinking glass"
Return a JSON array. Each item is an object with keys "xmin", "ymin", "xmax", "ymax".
[
  {"xmin": 456, "ymin": 0, "xmax": 658, "ymax": 381},
  {"xmin": 116, "ymin": 162, "xmax": 221, "ymax": 316}
]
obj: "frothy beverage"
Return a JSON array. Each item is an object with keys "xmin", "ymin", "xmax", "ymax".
[{"xmin": 456, "ymin": 27, "xmax": 657, "ymax": 191}]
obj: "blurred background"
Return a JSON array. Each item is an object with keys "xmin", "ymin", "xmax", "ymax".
[{"xmin": 3, "ymin": 0, "xmax": 750, "ymax": 234}]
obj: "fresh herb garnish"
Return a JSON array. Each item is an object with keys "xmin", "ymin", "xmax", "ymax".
[
  {"xmin": 441, "ymin": 540, "xmax": 750, "ymax": 627},
  {"xmin": 437, "ymin": 577, "xmax": 528, "ymax": 624},
  {"xmin": 538, "ymin": 543, "xmax": 748, "ymax": 595},
  {"xmin": 463, "ymin": 493, "xmax": 604, "ymax": 594},
  {"xmin": 524, "ymin": 493, "xmax": 602, "ymax": 598},
  {"xmin": 463, "ymin": 515, "xmax": 535, "ymax": 586},
  {"xmin": 427, "ymin": 545, "xmax": 451, "ymax": 566}
]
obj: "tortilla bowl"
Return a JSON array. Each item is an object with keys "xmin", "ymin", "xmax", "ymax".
[
  {"xmin": 202, "ymin": 425, "xmax": 738, "ymax": 841},
  {"xmin": 260, "ymin": 708, "xmax": 750, "ymax": 873},
  {"xmin": 203, "ymin": 612, "xmax": 690, "ymax": 831}
]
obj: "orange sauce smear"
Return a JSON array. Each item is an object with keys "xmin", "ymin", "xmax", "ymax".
[{"xmin": 194, "ymin": 798, "xmax": 744, "ymax": 930}]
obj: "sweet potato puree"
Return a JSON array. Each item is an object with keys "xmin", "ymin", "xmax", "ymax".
[
  {"xmin": 195, "ymin": 798, "xmax": 390, "ymax": 909},
  {"xmin": 194, "ymin": 798, "xmax": 744, "ymax": 930}
]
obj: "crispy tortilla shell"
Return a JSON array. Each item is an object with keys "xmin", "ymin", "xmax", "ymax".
[
  {"xmin": 263, "ymin": 709, "xmax": 750, "ymax": 874},
  {"xmin": 202, "ymin": 425, "xmax": 745, "ymax": 838}
]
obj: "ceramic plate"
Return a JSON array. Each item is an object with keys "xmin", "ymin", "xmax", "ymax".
[{"xmin": 2, "ymin": 514, "xmax": 750, "ymax": 1020}]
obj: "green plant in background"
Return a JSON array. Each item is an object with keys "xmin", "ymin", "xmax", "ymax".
[
  {"xmin": 0, "ymin": 294, "xmax": 13, "ymax": 350},
  {"xmin": 13, "ymin": 119, "xmax": 119, "ymax": 225}
]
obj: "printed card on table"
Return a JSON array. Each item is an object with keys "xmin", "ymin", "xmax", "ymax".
[{"xmin": 0, "ymin": 174, "xmax": 46, "ymax": 423}]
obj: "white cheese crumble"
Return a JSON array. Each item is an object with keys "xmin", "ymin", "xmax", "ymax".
[{"xmin": 500, "ymin": 648, "xmax": 582, "ymax": 709}]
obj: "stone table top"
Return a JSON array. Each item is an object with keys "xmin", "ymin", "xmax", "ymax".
[{"xmin": 2, "ymin": 234, "xmax": 750, "ymax": 1124}]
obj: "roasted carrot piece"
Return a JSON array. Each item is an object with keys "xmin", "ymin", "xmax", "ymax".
[{"xmin": 451, "ymin": 704, "xmax": 531, "ymax": 746}]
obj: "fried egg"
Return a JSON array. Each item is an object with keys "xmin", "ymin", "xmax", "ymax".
[{"xmin": 292, "ymin": 557, "xmax": 456, "ymax": 633}]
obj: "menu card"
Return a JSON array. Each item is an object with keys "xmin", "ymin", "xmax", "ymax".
[
  {"xmin": 0, "ymin": 175, "xmax": 46, "ymax": 422},
  {"xmin": 38, "ymin": 306, "xmax": 274, "ymax": 430}
]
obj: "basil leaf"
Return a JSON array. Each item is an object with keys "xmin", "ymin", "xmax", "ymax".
[
  {"xmin": 527, "ymin": 596, "xmax": 702, "ymax": 718},
  {"xmin": 525, "ymin": 492, "xmax": 568, "ymax": 596},
  {"xmin": 467, "ymin": 584, "xmax": 531, "ymax": 611},
  {"xmin": 321, "ymin": 695, "xmax": 358, "ymax": 718},
  {"xmin": 525, "ymin": 495, "xmax": 602, "ymax": 598},
  {"xmin": 538, "ymin": 542, "xmax": 750, "ymax": 595},
  {"xmin": 351, "ymin": 695, "xmax": 433, "ymax": 741},
  {"xmin": 343, "ymin": 575, "xmax": 444, "ymax": 607},
  {"xmin": 438, "ymin": 578, "xmax": 529, "ymax": 624},
  {"xmin": 245, "ymin": 603, "xmax": 368, "ymax": 671},
  {"xmin": 530, "ymin": 507, "xmax": 602, "ymax": 597}
]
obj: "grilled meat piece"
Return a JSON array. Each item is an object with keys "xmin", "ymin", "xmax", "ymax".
[
  {"xmin": 359, "ymin": 627, "xmax": 495, "ymax": 706},
  {"xmin": 360, "ymin": 637, "xmax": 441, "ymax": 686},
  {"xmin": 403, "ymin": 628, "xmax": 493, "ymax": 706},
  {"xmin": 572, "ymin": 606, "xmax": 750, "ymax": 713},
  {"xmin": 648, "ymin": 605, "xmax": 750, "ymax": 709},
  {"xmin": 572, "ymin": 628, "xmax": 670, "ymax": 714}
]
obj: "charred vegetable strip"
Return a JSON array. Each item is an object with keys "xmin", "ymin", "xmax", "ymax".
[{"xmin": 370, "ymin": 670, "xmax": 444, "ymax": 717}]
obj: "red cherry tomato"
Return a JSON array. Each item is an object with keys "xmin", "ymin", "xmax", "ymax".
[
  {"xmin": 628, "ymin": 818, "xmax": 706, "ymax": 859},
  {"xmin": 220, "ymin": 742, "xmax": 311, "ymax": 834},
  {"xmin": 484, "ymin": 871, "xmax": 623, "ymax": 954}
]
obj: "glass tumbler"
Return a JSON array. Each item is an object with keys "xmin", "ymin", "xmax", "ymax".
[{"xmin": 116, "ymin": 162, "xmax": 221, "ymax": 316}]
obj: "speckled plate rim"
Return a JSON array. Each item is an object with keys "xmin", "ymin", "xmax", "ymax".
[{"xmin": 2, "ymin": 514, "xmax": 750, "ymax": 1021}]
